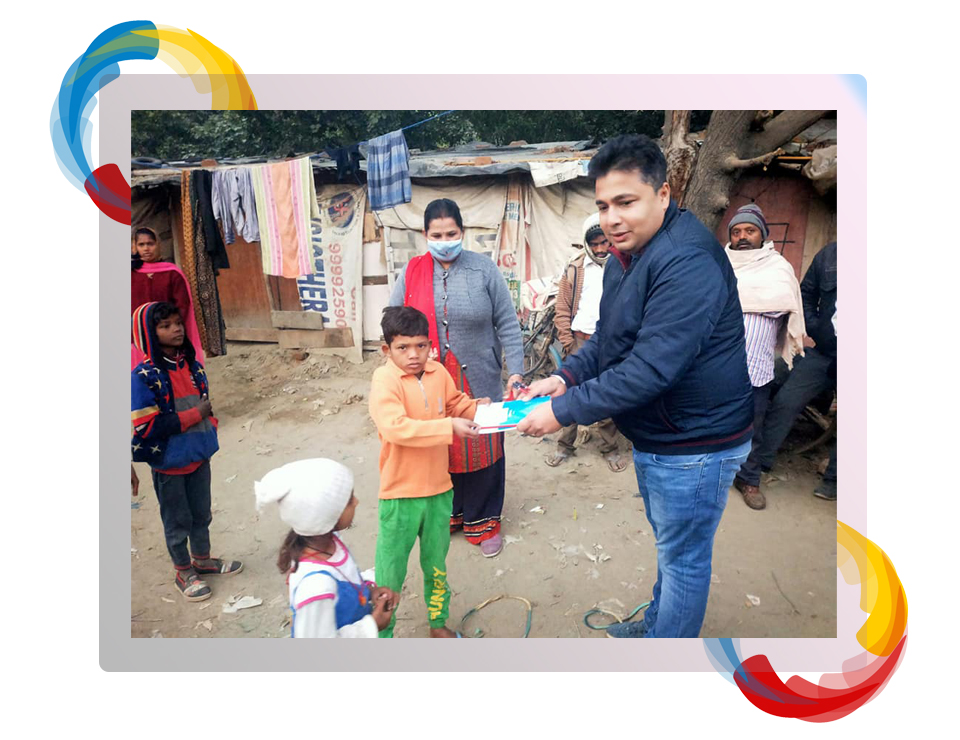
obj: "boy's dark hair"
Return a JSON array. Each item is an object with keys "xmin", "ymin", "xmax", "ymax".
[
  {"xmin": 423, "ymin": 198, "xmax": 463, "ymax": 233},
  {"xmin": 151, "ymin": 301, "xmax": 181, "ymax": 326},
  {"xmin": 381, "ymin": 306, "xmax": 429, "ymax": 345},
  {"xmin": 134, "ymin": 227, "xmax": 158, "ymax": 242},
  {"xmin": 588, "ymin": 134, "xmax": 668, "ymax": 191}
]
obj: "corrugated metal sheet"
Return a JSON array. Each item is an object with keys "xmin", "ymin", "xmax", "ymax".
[{"xmin": 132, "ymin": 140, "xmax": 598, "ymax": 188}]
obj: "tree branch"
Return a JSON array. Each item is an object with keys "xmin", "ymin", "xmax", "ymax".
[
  {"xmin": 662, "ymin": 111, "xmax": 673, "ymax": 141},
  {"xmin": 749, "ymin": 110, "xmax": 828, "ymax": 156},
  {"xmin": 724, "ymin": 148, "xmax": 784, "ymax": 171}
]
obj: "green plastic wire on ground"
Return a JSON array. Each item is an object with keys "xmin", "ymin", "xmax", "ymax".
[
  {"xmin": 583, "ymin": 602, "xmax": 651, "ymax": 631},
  {"xmin": 459, "ymin": 594, "xmax": 533, "ymax": 638}
]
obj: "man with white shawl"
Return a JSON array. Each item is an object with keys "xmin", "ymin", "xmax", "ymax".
[{"xmin": 723, "ymin": 204, "xmax": 805, "ymax": 510}]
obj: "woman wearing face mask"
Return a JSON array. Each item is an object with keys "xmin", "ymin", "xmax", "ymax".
[
  {"xmin": 131, "ymin": 226, "xmax": 204, "ymax": 368},
  {"xmin": 389, "ymin": 198, "xmax": 524, "ymax": 558}
]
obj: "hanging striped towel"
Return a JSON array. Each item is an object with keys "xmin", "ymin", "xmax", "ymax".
[
  {"xmin": 366, "ymin": 130, "xmax": 412, "ymax": 211},
  {"xmin": 251, "ymin": 157, "xmax": 321, "ymax": 277}
]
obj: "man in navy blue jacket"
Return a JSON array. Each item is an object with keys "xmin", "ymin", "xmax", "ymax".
[{"xmin": 518, "ymin": 134, "xmax": 754, "ymax": 638}]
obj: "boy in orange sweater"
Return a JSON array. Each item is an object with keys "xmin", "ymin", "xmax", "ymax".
[{"xmin": 369, "ymin": 306, "xmax": 483, "ymax": 638}]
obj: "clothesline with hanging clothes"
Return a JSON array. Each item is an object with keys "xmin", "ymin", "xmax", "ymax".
[
  {"xmin": 145, "ymin": 112, "xmax": 459, "ymax": 285},
  {"xmin": 312, "ymin": 110, "xmax": 458, "ymax": 211}
]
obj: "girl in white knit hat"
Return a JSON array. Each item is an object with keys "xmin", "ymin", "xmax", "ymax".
[{"xmin": 255, "ymin": 459, "xmax": 399, "ymax": 638}]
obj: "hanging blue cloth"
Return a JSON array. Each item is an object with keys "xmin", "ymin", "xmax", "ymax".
[{"xmin": 366, "ymin": 130, "xmax": 412, "ymax": 211}]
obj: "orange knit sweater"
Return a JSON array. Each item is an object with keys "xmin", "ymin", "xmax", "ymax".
[{"xmin": 369, "ymin": 359, "xmax": 478, "ymax": 499}]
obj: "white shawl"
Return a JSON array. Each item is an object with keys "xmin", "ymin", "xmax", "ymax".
[{"xmin": 725, "ymin": 241, "xmax": 806, "ymax": 368}]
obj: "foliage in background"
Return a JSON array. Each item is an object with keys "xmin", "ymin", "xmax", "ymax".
[{"xmin": 132, "ymin": 110, "xmax": 713, "ymax": 161}]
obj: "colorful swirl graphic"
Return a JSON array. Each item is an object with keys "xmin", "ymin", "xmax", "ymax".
[
  {"xmin": 705, "ymin": 520, "xmax": 908, "ymax": 722},
  {"xmin": 50, "ymin": 21, "xmax": 256, "ymax": 224}
]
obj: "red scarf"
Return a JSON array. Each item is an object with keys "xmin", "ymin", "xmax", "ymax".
[
  {"xmin": 401, "ymin": 255, "xmax": 503, "ymax": 473},
  {"xmin": 403, "ymin": 254, "xmax": 441, "ymax": 355}
]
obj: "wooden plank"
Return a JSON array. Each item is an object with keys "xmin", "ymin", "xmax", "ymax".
[
  {"xmin": 226, "ymin": 327, "xmax": 279, "ymax": 343},
  {"xmin": 278, "ymin": 328, "xmax": 354, "ymax": 349},
  {"xmin": 271, "ymin": 310, "xmax": 327, "ymax": 330},
  {"xmin": 216, "ymin": 234, "xmax": 274, "ymax": 330},
  {"xmin": 363, "ymin": 212, "xmax": 380, "ymax": 242},
  {"xmin": 362, "ymin": 275, "xmax": 389, "ymax": 286},
  {"xmin": 276, "ymin": 276, "xmax": 302, "ymax": 311}
]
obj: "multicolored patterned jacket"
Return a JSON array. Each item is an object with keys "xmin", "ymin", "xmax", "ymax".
[{"xmin": 131, "ymin": 302, "xmax": 219, "ymax": 471}]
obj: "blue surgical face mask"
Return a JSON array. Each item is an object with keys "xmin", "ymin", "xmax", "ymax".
[{"xmin": 427, "ymin": 239, "xmax": 463, "ymax": 262}]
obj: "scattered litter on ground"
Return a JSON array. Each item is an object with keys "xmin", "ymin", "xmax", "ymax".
[
  {"xmin": 199, "ymin": 603, "xmax": 211, "ymax": 611},
  {"xmin": 595, "ymin": 598, "xmax": 626, "ymax": 620},
  {"xmin": 131, "ymin": 502, "xmax": 140, "ymax": 509},
  {"xmin": 196, "ymin": 620, "xmax": 213, "ymax": 632},
  {"xmin": 151, "ymin": 631, "xmax": 163, "ymax": 638},
  {"xmin": 746, "ymin": 594, "xmax": 761, "ymax": 607},
  {"xmin": 241, "ymin": 420, "xmax": 254, "ymax": 431},
  {"xmin": 223, "ymin": 595, "xmax": 263, "ymax": 614},
  {"xmin": 529, "ymin": 506, "xmax": 545, "ymax": 514},
  {"xmin": 343, "ymin": 393, "xmax": 364, "ymax": 405},
  {"xmin": 131, "ymin": 548, "xmax": 138, "ymax": 555},
  {"xmin": 595, "ymin": 504, "xmax": 604, "ymax": 509},
  {"xmin": 224, "ymin": 474, "xmax": 238, "ymax": 484},
  {"xmin": 255, "ymin": 446, "xmax": 273, "ymax": 456},
  {"xmin": 161, "ymin": 597, "xmax": 175, "ymax": 604},
  {"xmin": 503, "ymin": 534, "xmax": 523, "ymax": 545},
  {"xmin": 711, "ymin": 574, "xmax": 721, "ymax": 584}
]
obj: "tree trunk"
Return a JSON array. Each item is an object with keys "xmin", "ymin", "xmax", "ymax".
[
  {"xmin": 680, "ymin": 110, "xmax": 828, "ymax": 233},
  {"xmin": 662, "ymin": 111, "xmax": 696, "ymax": 207}
]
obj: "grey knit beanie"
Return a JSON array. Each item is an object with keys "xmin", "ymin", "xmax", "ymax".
[{"xmin": 728, "ymin": 203, "xmax": 769, "ymax": 241}]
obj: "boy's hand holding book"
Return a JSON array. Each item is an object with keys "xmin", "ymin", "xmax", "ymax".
[{"xmin": 452, "ymin": 417, "xmax": 481, "ymax": 440}]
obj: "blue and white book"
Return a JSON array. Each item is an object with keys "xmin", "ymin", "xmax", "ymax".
[{"xmin": 473, "ymin": 397, "xmax": 551, "ymax": 434}]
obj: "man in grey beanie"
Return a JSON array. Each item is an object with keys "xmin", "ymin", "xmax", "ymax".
[{"xmin": 723, "ymin": 204, "xmax": 805, "ymax": 510}]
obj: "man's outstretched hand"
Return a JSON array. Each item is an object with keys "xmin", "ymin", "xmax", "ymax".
[{"xmin": 516, "ymin": 400, "xmax": 561, "ymax": 437}]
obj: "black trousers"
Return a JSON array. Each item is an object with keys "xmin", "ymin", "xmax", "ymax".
[
  {"xmin": 737, "ymin": 381, "xmax": 775, "ymax": 486},
  {"xmin": 740, "ymin": 348, "xmax": 837, "ymax": 486},
  {"xmin": 151, "ymin": 460, "xmax": 213, "ymax": 568}
]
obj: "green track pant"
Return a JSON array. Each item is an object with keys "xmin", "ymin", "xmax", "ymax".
[{"xmin": 375, "ymin": 489, "xmax": 453, "ymax": 638}]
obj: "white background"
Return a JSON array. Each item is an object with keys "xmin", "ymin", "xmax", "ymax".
[{"xmin": 5, "ymin": 1, "xmax": 955, "ymax": 736}]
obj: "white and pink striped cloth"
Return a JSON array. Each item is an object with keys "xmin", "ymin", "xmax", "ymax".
[{"xmin": 250, "ymin": 156, "xmax": 320, "ymax": 278}]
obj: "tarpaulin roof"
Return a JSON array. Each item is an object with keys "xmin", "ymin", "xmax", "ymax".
[{"xmin": 131, "ymin": 140, "xmax": 598, "ymax": 188}]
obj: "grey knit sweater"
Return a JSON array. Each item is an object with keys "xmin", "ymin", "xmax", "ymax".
[{"xmin": 389, "ymin": 251, "xmax": 524, "ymax": 401}]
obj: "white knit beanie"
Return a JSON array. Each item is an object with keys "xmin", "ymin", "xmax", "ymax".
[{"xmin": 254, "ymin": 459, "xmax": 354, "ymax": 536}]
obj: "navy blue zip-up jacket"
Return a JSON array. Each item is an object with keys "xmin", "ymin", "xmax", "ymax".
[{"xmin": 551, "ymin": 200, "xmax": 754, "ymax": 455}]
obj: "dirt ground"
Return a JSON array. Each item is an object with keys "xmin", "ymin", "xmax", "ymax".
[{"xmin": 131, "ymin": 344, "xmax": 837, "ymax": 639}]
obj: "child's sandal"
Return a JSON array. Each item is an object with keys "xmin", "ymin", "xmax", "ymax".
[
  {"xmin": 192, "ymin": 557, "xmax": 243, "ymax": 576},
  {"xmin": 176, "ymin": 571, "xmax": 212, "ymax": 602}
]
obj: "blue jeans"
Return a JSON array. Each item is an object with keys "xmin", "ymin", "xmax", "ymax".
[{"xmin": 633, "ymin": 439, "xmax": 751, "ymax": 638}]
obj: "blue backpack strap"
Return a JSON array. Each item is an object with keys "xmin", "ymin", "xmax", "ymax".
[{"xmin": 290, "ymin": 570, "xmax": 337, "ymax": 638}]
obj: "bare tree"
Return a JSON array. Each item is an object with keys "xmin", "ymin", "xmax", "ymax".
[
  {"xmin": 662, "ymin": 111, "xmax": 697, "ymax": 207},
  {"xmin": 666, "ymin": 110, "xmax": 828, "ymax": 232}
]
